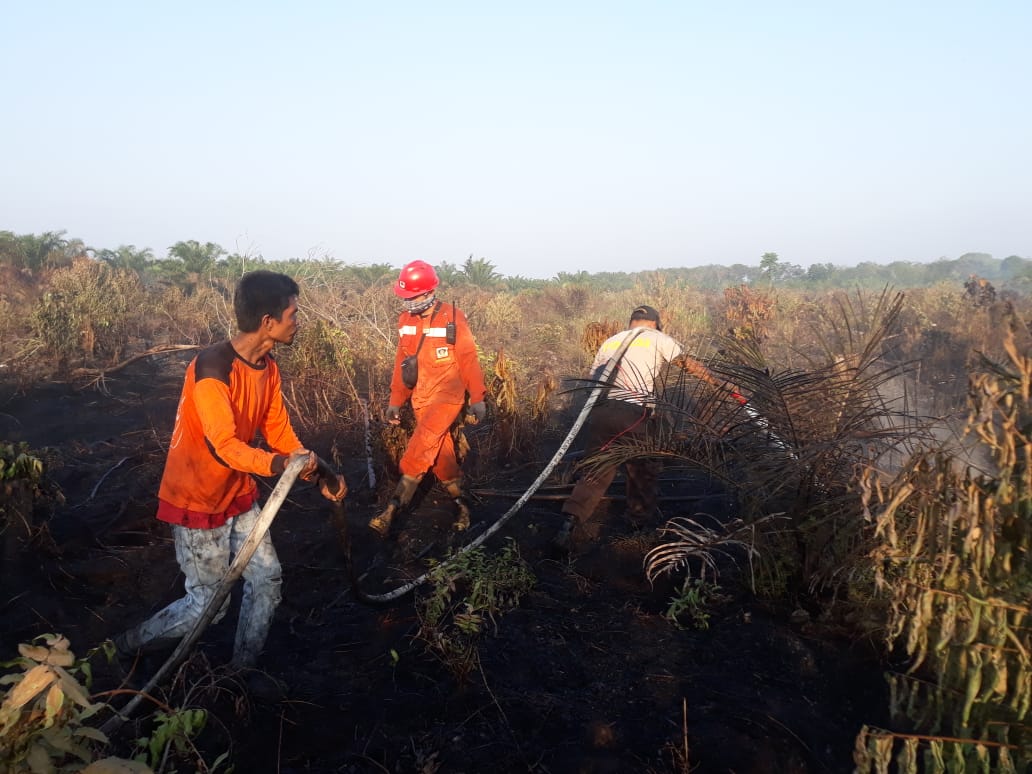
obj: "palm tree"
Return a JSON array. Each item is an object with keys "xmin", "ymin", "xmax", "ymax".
[
  {"xmin": 15, "ymin": 231, "xmax": 70, "ymax": 273},
  {"xmin": 168, "ymin": 240, "xmax": 226, "ymax": 275},
  {"xmin": 503, "ymin": 275, "xmax": 544, "ymax": 292},
  {"xmin": 435, "ymin": 260, "xmax": 462, "ymax": 286},
  {"xmin": 0, "ymin": 231, "xmax": 26, "ymax": 269},
  {"xmin": 461, "ymin": 255, "xmax": 501, "ymax": 289},
  {"xmin": 166, "ymin": 240, "xmax": 227, "ymax": 292},
  {"xmin": 347, "ymin": 263, "xmax": 397, "ymax": 291},
  {"xmin": 555, "ymin": 270, "xmax": 592, "ymax": 286},
  {"xmin": 98, "ymin": 245, "xmax": 154, "ymax": 275}
]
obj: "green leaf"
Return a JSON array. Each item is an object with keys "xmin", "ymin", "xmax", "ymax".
[
  {"xmin": 74, "ymin": 725, "xmax": 110, "ymax": 743},
  {"xmin": 43, "ymin": 682, "xmax": 64, "ymax": 729}
]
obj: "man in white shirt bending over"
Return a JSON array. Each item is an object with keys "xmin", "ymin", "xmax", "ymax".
[{"xmin": 557, "ymin": 304, "xmax": 740, "ymax": 553}]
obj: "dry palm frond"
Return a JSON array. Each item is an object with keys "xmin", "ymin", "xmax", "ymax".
[
  {"xmin": 565, "ymin": 355, "xmax": 746, "ymax": 488},
  {"xmin": 531, "ymin": 371, "xmax": 557, "ymax": 423},
  {"xmin": 714, "ymin": 289, "xmax": 925, "ymax": 494},
  {"xmin": 858, "ymin": 326, "xmax": 1032, "ymax": 762},
  {"xmin": 644, "ymin": 516, "xmax": 761, "ymax": 586},
  {"xmin": 490, "ymin": 349, "xmax": 518, "ymax": 417},
  {"xmin": 479, "ymin": 349, "xmax": 546, "ymax": 470},
  {"xmin": 381, "ymin": 423, "xmax": 410, "ymax": 471},
  {"xmin": 853, "ymin": 725, "xmax": 1023, "ymax": 774},
  {"xmin": 452, "ymin": 422, "xmax": 471, "ymax": 462}
]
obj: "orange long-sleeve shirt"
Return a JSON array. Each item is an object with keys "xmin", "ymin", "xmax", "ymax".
[
  {"xmin": 389, "ymin": 302, "xmax": 486, "ymax": 410},
  {"xmin": 157, "ymin": 341, "xmax": 304, "ymax": 528}
]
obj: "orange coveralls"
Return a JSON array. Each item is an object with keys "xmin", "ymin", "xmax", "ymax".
[{"xmin": 389, "ymin": 302, "xmax": 486, "ymax": 482}]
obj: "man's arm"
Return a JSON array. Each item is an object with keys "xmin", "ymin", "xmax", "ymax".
[
  {"xmin": 673, "ymin": 354, "xmax": 748, "ymax": 404},
  {"xmin": 260, "ymin": 360, "xmax": 305, "ymax": 456},
  {"xmin": 674, "ymin": 354, "xmax": 722, "ymax": 388},
  {"xmin": 195, "ymin": 379, "xmax": 286, "ymax": 476}
]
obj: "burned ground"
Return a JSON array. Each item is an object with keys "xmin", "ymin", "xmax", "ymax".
[{"xmin": 0, "ymin": 356, "xmax": 888, "ymax": 773}]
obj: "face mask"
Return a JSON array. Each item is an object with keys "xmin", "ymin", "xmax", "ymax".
[{"xmin": 404, "ymin": 294, "xmax": 436, "ymax": 314}]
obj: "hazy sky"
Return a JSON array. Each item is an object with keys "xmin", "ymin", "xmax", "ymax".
[{"xmin": 3, "ymin": 2, "xmax": 1029, "ymax": 278}]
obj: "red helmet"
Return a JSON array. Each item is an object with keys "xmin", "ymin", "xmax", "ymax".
[{"xmin": 394, "ymin": 260, "xmax": 439, "ymax": 298}]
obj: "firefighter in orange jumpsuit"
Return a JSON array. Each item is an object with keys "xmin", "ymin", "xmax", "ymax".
[{"xmin": 368, "ymin": 260, "xmax": 487, "ymax": 537}]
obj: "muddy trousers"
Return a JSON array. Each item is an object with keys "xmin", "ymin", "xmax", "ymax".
[
  {"xmin": 119, "ymin": 504, "xmax": 282, "ymax": 668},
  {"xmin": 399, "ymin": 402, "xmax": 464, "ymax": 481},
  {"xmin": 562, "ymin": 400, "xmax": 660, "ymax": 536}
]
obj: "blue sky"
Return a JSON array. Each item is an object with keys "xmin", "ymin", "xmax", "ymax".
[{"xmin": 3, "ymin": 1, "xmax": 1029, "ymax": 278}]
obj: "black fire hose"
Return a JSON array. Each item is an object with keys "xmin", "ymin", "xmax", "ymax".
[{"xmin": 326, "ymin": 493, "xmax": 386, "ymax": 607}]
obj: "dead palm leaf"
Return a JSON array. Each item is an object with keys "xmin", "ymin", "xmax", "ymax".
[{"xmin": 644, "ymin": 516, "xmax": 761, "ymax": 586}]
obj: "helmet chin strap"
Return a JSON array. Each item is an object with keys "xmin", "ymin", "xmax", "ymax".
[{"xmin": 404, "ymin": 294, "xmax": 436, "ymax": 314}]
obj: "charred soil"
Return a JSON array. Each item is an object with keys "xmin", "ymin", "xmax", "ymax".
[{"xmin": 1, "ymin": 357, "xmax": 888, "ymax": 773}]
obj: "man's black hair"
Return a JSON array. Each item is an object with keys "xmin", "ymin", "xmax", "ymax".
[{"xmin": 234, "ymin": 271, "xmax": 300, "ymax": 333}]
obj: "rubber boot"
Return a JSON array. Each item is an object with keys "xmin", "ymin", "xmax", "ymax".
[
  {"xmin": 553, "ymin": 514, "xmax": 575, "ymax": 553},
  {"xmin": 441, "ymin": 479, "xmax": 471, "ymax": 531},
  {"xmin": 553, "ymin": 511, "xmax": 598, "ymax": 555},
  {"xmin": 368, "ymin": 475, "xmax": 420, "ymax": 538}
]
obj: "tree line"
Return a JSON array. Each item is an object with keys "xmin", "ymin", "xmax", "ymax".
[{"xmin": 2, "ymin": 229, "xmax": 1029, "ymax": 293}]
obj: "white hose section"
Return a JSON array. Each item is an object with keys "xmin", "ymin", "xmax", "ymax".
[
  {"xmin": 742, "ymin": 402, "xmax": 795, "ymax": 457},
  {"xmin": 101, "ymin": 455, "xmax": 307, "ymax": 734},
  {"xmin": 362, "ymin": 328, "xmax": 644, "ymax": 604},
  {"xmin": 363, "ymin": 398, "xmax": 377, "ymax": 488}
]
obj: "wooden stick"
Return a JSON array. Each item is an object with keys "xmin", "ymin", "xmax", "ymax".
[
  {"xmin": 72, "ymin": 344, "xmax": 200, "ymax": 380},
  {"xmin": 87, "ymin": 457, "xmax": 130, "ymax": 501}
]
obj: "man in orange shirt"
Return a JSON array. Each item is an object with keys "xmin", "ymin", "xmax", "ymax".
[
  {"xmin": 114, "ymin": 271, "xmax": 346, "ymax": 672},
  {"xmin": 368, "ymin": 260, "xmax": 487, "ymax": 538}
]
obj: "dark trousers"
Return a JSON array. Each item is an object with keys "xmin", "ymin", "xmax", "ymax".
[{"xmin": 562, "ymin": 400, "xmax": 660, "ymax": 534}]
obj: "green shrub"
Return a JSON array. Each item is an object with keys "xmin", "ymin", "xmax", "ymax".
[
  {"xmin": 416, "ymin": 541, "xmax": 536, "ymax": 683},
  {"xmin": 0, "ymin": 443, "xmax": 42, "ymax": 483},
  {"xmin": 29, "ymin": 261, "xmax": 146, "ymax": 364}
]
